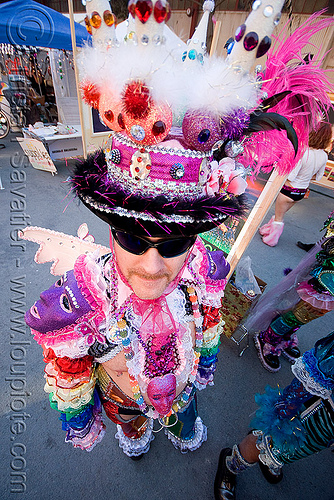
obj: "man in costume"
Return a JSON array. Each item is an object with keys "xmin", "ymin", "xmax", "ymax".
[
  {"xmin": 23, "ymin": 0, "xmax": 333, "ymax": 458},
  {"xmin": 249, "ymin": 212, "xmax": 334, "ymax": 372},
  {"xmin": 214, "ymin": 330, "xmax": 334, "ymax": 500}
]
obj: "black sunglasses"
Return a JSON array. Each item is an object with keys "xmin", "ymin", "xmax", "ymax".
[{"xmin": 111, "ymin": 229, "xmax": 196, "ymax": 258}]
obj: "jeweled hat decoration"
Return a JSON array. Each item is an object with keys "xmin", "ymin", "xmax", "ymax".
[{"xmin": 72, "ymin": 0, "xmax": 333, "ymax": 236}]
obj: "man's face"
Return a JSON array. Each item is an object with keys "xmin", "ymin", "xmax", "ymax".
[
  {"xmin": 25, "ymin": 270, "xmax": 92, "ymax": 333},
  {"xmin": 113, "ymin": 235, "xmax": 191, "ymax": 300}
]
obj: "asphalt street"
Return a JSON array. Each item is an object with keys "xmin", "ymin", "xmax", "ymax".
[{"xmin": 1, "ymin": 132, "xmax": 333, "ymax": 500}]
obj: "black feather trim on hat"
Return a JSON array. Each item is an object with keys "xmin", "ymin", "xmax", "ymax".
[{"xmin": 70, "ymin": 150, "xmax": 248, "ymax": 237}]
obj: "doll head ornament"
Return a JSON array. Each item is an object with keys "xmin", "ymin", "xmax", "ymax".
[
  {"xmin": 25, "ymin": 270, "xmax": 93, "ymax": 334},
  {"xmin": 72, "ymin": 0, "xmax": 333, "ymax": 237},
  {"xmin": 147, "ymin": 373, "xmax": 177, "ymax": 415},
  {"xmin": 25, "ymin": 254, "xmax": 108, "ymax": 349}
]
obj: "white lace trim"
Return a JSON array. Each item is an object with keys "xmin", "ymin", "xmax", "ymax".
[
  {"xmin": 45, "ymin": 336, "xmax": 90, "ymax": 358},
  {"xmin": 115, "ymin": 418, "xmax": 154, "ymax": 457},
  {"xmin": 292, "ymin": 357, "xmax": 332, "ymax": 399},
  {"xmin": 164, "ymin": 416, "xmax": 207, "ymax": 453},
  {"xmin": 254, "ymin": 430, "xmax": 284, "ymax": 470}
]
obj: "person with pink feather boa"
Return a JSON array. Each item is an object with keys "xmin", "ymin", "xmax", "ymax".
[{"xmin": 259, "ymin": 122, "xmax": 333, "ymax": 247}]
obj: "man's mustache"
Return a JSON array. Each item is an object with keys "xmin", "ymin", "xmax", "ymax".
[{"xmin": 128, "ymin": 270, "xmax": 170, "ymax": 281}]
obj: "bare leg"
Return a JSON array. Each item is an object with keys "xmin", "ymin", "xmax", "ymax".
[
  {"xmin": 274, "ymin": 192, "xmax": 296, "ymax": 222},
  {"xmin": 238, "ymin": 433, "xmax": 259, "ymax": 464}
]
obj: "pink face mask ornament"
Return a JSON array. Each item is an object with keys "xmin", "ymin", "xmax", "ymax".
[{"xmin": 146, "ymin": 373, "xmax": 177, "ymax": 416}]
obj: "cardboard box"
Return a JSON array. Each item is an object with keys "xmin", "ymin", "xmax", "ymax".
[{"xmin": 47, "ymin": 136, "xmax": 83, "ymax": 160}]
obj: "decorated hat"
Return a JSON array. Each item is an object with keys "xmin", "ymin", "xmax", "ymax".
[{"xmin": 71, "ymin": 0, "xmax": 333, "ymax": 237}]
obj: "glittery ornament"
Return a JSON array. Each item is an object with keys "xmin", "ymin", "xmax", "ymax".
[
  {"xmin": 235, "ymin": 24, "xmax": 246, "ymax": 42},
  {"xmin": 104, "ymin": 110, "xmax": 114, "ymax": 122},
  {"xmin": 165, "ymin": 2, "xmax": 171, "ymax": 22},
  {"xmin": 126, "ymin": 31, "xmax": 138, "ymax": 45},
  {"xmin": 273, "ymin": 13, "xmax": 281, "ymax": 25},
  {"xmin": 182, "ymin": 110, "xmax": 221, "ymax": 151},
  {"xmin": 252, "ymin": 0, "xmax": 261, "ymax": 10},
  {"xmin": 263, "ymin": 5, "xmax": 274, "ymax": 17},
  {"xmin": 243, "ymin": 31, "xmax": 259, "ymax": 51},
  {"xmin": 220, "ymin": 109, "xmax": 250, "ymax": 141},
  {"xmin": 131, "ymin": 125, "xmax": 146, "ymax": 141},
  {"xmin": 147, "ymin": 374, "xmax": 176, "ymax": 415},
  {"xmin": 256, "ymin": 36, "xmax": 271, "ymax": 58},
  {"xmin": 118, "ymin": 113, "xmax": 125, "ymax": 129},
  {"xmin": 81, "ymin": 81, "xmax": 100, "ymax": 108},
  {"xmin": 99, "ymin": 90, "xmax": 124, "ymax": 131},
  {"xmin": 110, "ymin": 149, "xmax": 121, "ymax": 164},
  {"xmin": 135, "ymin": 0, "xmax": 153, "ymax": 24},
  {"xmin": 103, "ymin": 10, "xmax": 115, "ymax": 26},
  {"xmin": 154, "ymin": 0, "xmax": 167, "ymax": 23},
  {"xmin": 130, "ymin": 149, "xmax": 152, "ymax": 179},
  {"xmin": 123, "ymin": 101, "xmax": 172, "ymax": 145},
  {"xmin": 188, "ymin": 49, "xmax": 197, "ymax": 60},
  {"xmin": 170, "ymin": 163, "xmax": 185, "ymax": 180},
  {"xmin": 198, "ymin": 158, "xmax": 211, "ymax": 185},
  {"xmin": 84, "ymin": 15, "xmax": 92, "ymax": 35},
  {"xmin": 90, "ymin": 11, "xmax": 102, "ymax": 29},
  {"xmin": 152, "ymin": 121, "xmax": 166, "ymax": 136},
  {"xmin": 224, "ymin": 140, "xmax": 244, "ymax": 158},
  {"xmin": 128, "ymin": 0, "xmax": 136, "ymax": 17},
  {"xmin": 122, "ymin": 81, "xmax": 151, "ymax": 119},
  {"xmin": 152, "ymin": 34, "xmax": 161, "ymax": 45}
]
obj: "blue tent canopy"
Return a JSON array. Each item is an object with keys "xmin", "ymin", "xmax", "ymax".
[{"xmin": 0, "ymin": 0, "xmax": 91, "ymax": 50}]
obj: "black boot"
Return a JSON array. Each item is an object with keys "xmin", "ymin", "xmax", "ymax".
[
  {"xmin": 258, "ymin": 460, "xmax": 283, "ymax": 484},
  {"xmin": 281, "ymin": 345, "xmax": 301, "ymax": 362},
  {"xmin": 214, "ymin": 448, "xmax": 236, "ymax": 500},
  {"xmin": 296, "ymin": 241, "xmax": 315, "ymax": 252},
  {"xmin": 254, "ymin": 334, "xmax": 281, "ymax": 372}
]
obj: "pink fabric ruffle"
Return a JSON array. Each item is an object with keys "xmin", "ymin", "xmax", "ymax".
[
  {"xmin": 74, "ymin": 253, "xmax": 109, "ymax": 324},
  {"xmin": 297, "ymin": 281, "xmax": 334, "ymax": 311}
]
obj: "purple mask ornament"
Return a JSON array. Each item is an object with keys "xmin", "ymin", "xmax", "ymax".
[
  {"xmin": 25, "ymin": 270, "xmax": 92, "ymax": 334},
  {"xmin": 208, "ymin": 250, "xmax": 230, "ymax": 280},
  {"xmin": 146, "ymin": 373, "xmax": 176, "ymax": 416}
]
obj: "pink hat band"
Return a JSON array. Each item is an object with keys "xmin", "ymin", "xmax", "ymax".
[{"xmin": 105, "ymin": 132, "xmax": 213, "ymax": 201}]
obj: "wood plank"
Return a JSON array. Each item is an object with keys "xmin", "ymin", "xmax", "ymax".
[{"xmin": 226, "ymin": 171, "xmax": 286, "ymax": 279}]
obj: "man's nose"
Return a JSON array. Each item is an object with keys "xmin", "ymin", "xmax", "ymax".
[{"xmin": 140, "ymin": 248, "xmax": 166, "ymax": 274}]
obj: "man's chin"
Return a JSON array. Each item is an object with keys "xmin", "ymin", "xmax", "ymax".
[{"xmin": 130, "ymin": 277, "xmax": 169, "ymax": 300}]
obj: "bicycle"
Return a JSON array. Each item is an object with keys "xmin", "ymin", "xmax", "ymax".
[{"xmin": 0, "ymin": 83, "xmax": 11, "ymax": 139}]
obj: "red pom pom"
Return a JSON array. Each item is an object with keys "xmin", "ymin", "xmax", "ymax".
[
  {"xmin": 55, "ymin": 355, "xmax": 93, "ymax": 374},
  {"xmin": 81, "ymin": 81, "xmax": 100, "ymax": 108},
  {"xmin": 122, "ymin": 80, "xmax": 151, "ymax": 119}
]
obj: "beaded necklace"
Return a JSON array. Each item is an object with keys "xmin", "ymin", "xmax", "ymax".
[
  {"xmin": 117, "ymin": 285, "xmax": 203, "ymax": 418},
  {"xmin": 137, "ymin": 330, "xmax": 180, "ymax": 378}
]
